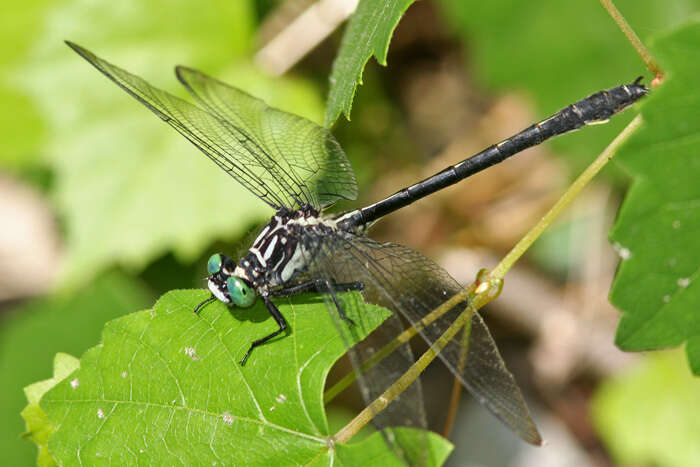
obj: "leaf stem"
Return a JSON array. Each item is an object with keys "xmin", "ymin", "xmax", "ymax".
[
  {"xmin": 599, "ymin": 0, "xmax": 664, "ymax": 81},
  {"xmin": 324, "ymin": 282, "xmax": 478, "ymax": 404},
  {"xmin": 490, "ymin": 114, "xmax": 644, "ymax": 280},
  {"xmin": 333, "ymin": 278, "xmax": 502, "ymax": 443},
  {"xmin": 334, "ymin": 306, "xmax": 473, "ymax": 443}
]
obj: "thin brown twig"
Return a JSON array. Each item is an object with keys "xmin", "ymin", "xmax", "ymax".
[
  {"xmin": 442, "ymin": 378, "xmax": 462, "ymax": 438},
  {"xmin": 441, "ymin": 317, "xmax": 470, "ymax": 438}
]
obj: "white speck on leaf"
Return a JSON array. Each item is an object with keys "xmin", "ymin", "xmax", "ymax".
[
  {"xmin": 613, "ymin": 242, "xmax": 631, "ymax": 260},
  {"xmin": 269, "ymin": 405, "xmax": 276, "ymax": 411},
  {"xmin": 184, "ymin": 347, "xmax": 200, "ymax": 360},
  {"xmin": 70, "ymin": 378, "xmax": 79, "ymax": 389},
  {"xmin": 221, "ymin": 411, "xmax": 233, "ymax": 425},
  {"xmin": 275, "ymin": 394, "xmax": 287, "ymax": 404},
  {"xmin": 663, "ymin": 295, "xmax": 671, "ymax": 303},
  {"xmin": 139, "ymin": 449, "xmax": 144, "ymax": 454},
  {"xmin": 677, "ymin": 277, "xmax": 691, "ymax": 288},
  {"xmin": 97, "ymin": 408, "xmax": 105, "ymax": 419},
  {"xmin": 121, "ymin": 371, "xmax": 128, "ymax": 378},
  {"xmin": 672, "ymin": 220, "xmax": 681, "ymax": 229}
]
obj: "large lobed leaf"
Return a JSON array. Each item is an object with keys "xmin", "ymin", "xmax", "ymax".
[
  {"xmin": 610, "ymin": 20, "xmax": 700, "ymax": 373},
  {"xmin": 325, "ymin": 0, "xmax": 416, "ymax": 127},
  {"xmin": 36, "ymin": 290, "xmax": 452, "ymax": 465}
]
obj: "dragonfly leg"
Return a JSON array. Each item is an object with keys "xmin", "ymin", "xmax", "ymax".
[
  {"xmin": 270, "ymin": 279, "xmax": 361, "ymax": 325},
  {"xmin": 320, "ymin": 279, "xmax": 358, "ymax": 326},
  {"xmin": 240, "ymin": 296, "xmax": 288, "ymax": 365},
  {"xmin": 269, "ymin": 280, "xmax": 317, "ymax": 296},
  {"xmin": 271, "ymin": 279, "xmax": 364, "ymax": 296},
  {"xmin": 194, "ymin": 295, "xmax": 216, "ymax": 314},
  {"xmin": 334, "ymin": 281, "xmax": 365, "ymax": 292}
]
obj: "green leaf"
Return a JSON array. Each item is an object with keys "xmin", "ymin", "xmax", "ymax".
[
  {"xmin": 12, "ymin": 0, "xmax": 327, "ymax": 288},
  {"xmin": 592, "ymin": 350, "xmax": 700, "ymax": 467},
  {"xmin": 39, "ymin": 290, "xmax": 451, "ymax": 465},
  {"xmin": 436, "ymin": 0, "xmax": 698, "ymax": 162},
  {"xmin": 0, "ymin": 273, "xmax": 150, "ymax": 467},
  {"xmin": 609, "ymin": 20, "xmax": 700, "ymax": 373},
  {"xmin": 325, "ymin": 0, "xmax": 416, "ymax": 127},
  {"xmin": 21, "ymin": 353, "xmax": 80, "ymax": 467},
  {"xmin": 24, "ymin": 353, "xmax": 80, "ymax": 407}
]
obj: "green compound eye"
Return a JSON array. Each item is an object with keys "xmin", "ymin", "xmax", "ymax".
[
  {"xmin": 207, "ymin": 254, "xmax": 223, "ymax": 275},
  {"xmin": 226, "ymin": 276, "xmax": 257, "ymax": 308}
]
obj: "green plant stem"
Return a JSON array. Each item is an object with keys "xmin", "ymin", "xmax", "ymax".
[
  {"xmin": 324, "ymin": 282, "xmax": 478, "ymax": 404},
  {"xmin": 599, "ymin": 0, "xmax": 663, "ymax": 79},
  {"xmin": 334, "ymin": 303, "xmax": 475, "ymax": 443},
  {"xmin": 490, "ymin": 114, "xmax": 644, "ymax": 280},
  {"xmin": 333, "ymin": 276, "xmax": 502, "ymax": 443}
]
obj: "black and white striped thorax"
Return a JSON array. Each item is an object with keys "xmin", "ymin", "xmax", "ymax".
[
  {"xmin": 206, "ymin": 205, "xmax": 363, "ymax": 304},
  {"xmin": 240, "ymin": 206, "xmax": 346, "ymax": 289}
]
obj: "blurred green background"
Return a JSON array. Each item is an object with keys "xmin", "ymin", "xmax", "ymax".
[{"xmin": 1, "ymin": 1, "xmax": 699, "ymax": 465}]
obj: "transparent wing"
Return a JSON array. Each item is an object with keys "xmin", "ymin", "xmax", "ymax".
[
  {"xmin": 67, "ymin": 42, "xmax": 353, "ymax": 210},
  {"xmin": 305, "ymin": 230, "xmax": 542, "ymax": 445},
  {"xmin": 295, "ymin": 236, "xmax": 430, "ymax": 465},
  {"xmin": 176, "ymin": 67, "xmax": 358, "ymax": 208}
]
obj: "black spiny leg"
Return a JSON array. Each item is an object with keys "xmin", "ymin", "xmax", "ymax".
[
  {"xmin": 325, "ymin": 281, "xmax": 358, "ymax": 326},
  {"xmin": 271, "ymin": 278, "xmax": 363, "ymax": 326},
  {"xmin": 194, "ymin": 295, "xmax": 216, "ymax": 314},
  {"xmin": 270, "ymin": 279, "xmax": 364, "ymax": 297},
  {"xmin": 240, "ymin": 295, "xmax": 288, "ymax": 365},
  {"xmin": 241, "ymin": 281, "xmax": 363, "ymax": 364}
]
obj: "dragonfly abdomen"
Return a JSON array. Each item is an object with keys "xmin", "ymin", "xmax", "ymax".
[{"xmin": 339, "ymin": 79, "xmax": 647, "ymax": 230}]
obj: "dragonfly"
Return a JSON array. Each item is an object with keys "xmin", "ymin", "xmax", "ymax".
[{"xmin": 66, "ymin": 41, "xmax": 646, "ymax": 451}]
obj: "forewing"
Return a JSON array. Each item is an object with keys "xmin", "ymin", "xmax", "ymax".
[
  {"xmin": 177, "ymin": 67, "xmax": 359, "ymax": 208},
  {"xmin": 308, "ymin": 231, "xmax": 542, "ymax": 445},
  {"xmin": 67, "ymin": 41, "xmax": 306, "ymax": 210}
]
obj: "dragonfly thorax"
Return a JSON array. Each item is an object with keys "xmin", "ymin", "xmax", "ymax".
[{"xmin": 206, "ymin": 206, "xmax": 337, "ymax": 306}]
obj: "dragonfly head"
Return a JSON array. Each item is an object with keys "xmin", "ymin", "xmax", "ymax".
[{"xmin": 205, "ymin": 253, "xmax": 257, "ymax": 308}]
